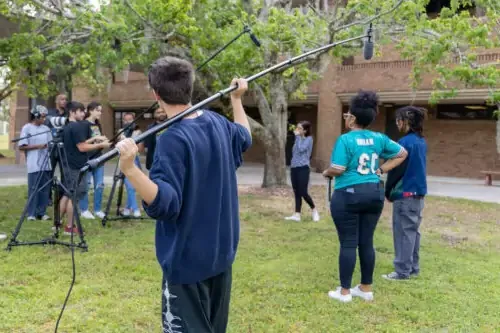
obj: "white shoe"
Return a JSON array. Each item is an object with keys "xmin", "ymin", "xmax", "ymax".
[
  {"xmin": 285, "ymin": 213, "xmax": 301, "ymax": 222},
  {"xmin": 40, "ymin": 215, "xmax": 51, "ymax": 221},
  {"xmin": 95, "ymin": 211, "xmax": 106, "ymax": 219},
  {"xmin": 27, "ymin": 216, "xmax": 36, "ymax": 221},
  {"xmin": 80, "ymin": 210, "xmax": 95, "ymax": 219},
  {"xmin": 133, "ymin": 210, "xmax": 141, "ymax": 218},
  {"xmin": 0, "ymin": 233, "xmax": 7, "ymax": 241},
  {"xmin": 122, "ymin": 209, "xmax": 131, "ymax": 216},
  {"xmin": 350, "ymin": 285, "xmax": 374, "ymax": 301},
  {"xmin": 328, "ymin": 287, "xmax": 352, "ymax": 303},
  {"xmin": 312, "ymin": 209, "xmax": 320, "ymax": 222}
]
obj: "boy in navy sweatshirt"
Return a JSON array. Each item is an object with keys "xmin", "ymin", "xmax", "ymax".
[
  {"xmin": 383, "ymin": 106, "xmax": 427, "ymax": 281},
  {"xmin": 116, "ymin": 56, "xmax": 252, "ymax": 333}
]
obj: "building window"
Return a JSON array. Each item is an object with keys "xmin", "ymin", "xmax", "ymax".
[
  {"xmin": 436, "ymin": 104, "xmax": 495, "ymax": 120},
  {"xmin": 342, "ymin": 55, "xmax": 354, "ymax": 66}
]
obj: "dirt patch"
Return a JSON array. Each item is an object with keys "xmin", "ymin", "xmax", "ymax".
[{"xmin": 238, "ymin": 185, "xmax": 500, "ymax": 249}]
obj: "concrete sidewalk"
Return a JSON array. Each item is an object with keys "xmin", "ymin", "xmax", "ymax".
[{"xmin": 1, "ymin": 162, "xmax": 499, "ymax": 204}]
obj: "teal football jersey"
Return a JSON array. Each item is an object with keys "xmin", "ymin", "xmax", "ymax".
[{"xmin": 331, "ymin": 130, "xmax": 404, "ymax": 190}]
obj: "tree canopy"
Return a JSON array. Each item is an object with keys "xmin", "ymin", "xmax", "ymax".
[{"xmin": 1, "ymin": 0, "xmax": 499, "ymax": 185}]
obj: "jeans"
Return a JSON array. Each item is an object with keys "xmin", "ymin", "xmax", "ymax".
[
  {"xmin": 392, "ymin": 197, "xmax": 425, "ymax": 277},
  {"xmin": 330, "ymin": 182, "xmax": 384, "ymax": 289},
  {"xmin": 124, "ymin": 156, "xmax": 141, "ymax": 211},
  {"xmin": 290, "ymin": 166, "xmax": 315, "ymax": 213},
  {"xmin": 79, "ymin": 166, "xmax": 105, "ymax": 212},
  {"xmin": 27, "ymin": 171, "xmax": 51, "ymax": 217}
]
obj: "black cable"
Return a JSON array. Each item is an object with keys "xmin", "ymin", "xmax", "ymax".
[
  {"xmin": 54, "ymin": 231, "xmax": 76, "ymax": 333},
  {"xmin": 54, "ymin": 142, "xmax": 82, "ymax": 333}
]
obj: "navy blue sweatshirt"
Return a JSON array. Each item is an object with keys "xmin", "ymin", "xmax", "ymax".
[
  {"xmin": 385, "ymin": 132, "xmax": 427, "ymax": 201},
  {"xmin": 143, "ymin": 110, "xmax": 252, "ymax": 285}
]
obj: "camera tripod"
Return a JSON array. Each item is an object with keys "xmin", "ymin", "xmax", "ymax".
[
  {"xmin": 6, "ymin": 136, "xmax": 88, "ymax": 251},
  {"xmin": 101, "ymin": 159, "xmax": 150, "ymax": 227}
]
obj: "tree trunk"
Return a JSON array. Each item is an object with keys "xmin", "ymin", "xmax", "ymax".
[
  {"xmin": 260, "ymin": 73, "xmax": 289, "ymax": 188},
  {"xmin": 262, "ymin": 124, "xmax": 288, "ymax": 187},
  {"xmin": 496, "ymin": 104, "xmax": 500, "ymax": 155}
]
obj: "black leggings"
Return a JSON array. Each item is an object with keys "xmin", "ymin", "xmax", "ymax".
[
  {"xmin": 291, "ymin": 166, "xmax": 315, "ymax": 213},
  {"xmin": 330, "ymin": 183, "xmax": 384, "ymax": 289}
]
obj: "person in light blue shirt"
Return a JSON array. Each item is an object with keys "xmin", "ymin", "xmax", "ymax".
[{"xmin": 323, "ymin": 90, "xmax": 407, "ymax": 303}]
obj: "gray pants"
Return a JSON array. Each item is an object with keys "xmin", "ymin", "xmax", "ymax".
[{"xmin": 392, "ymin": 197, "xmax": 425, "ymax": 278}]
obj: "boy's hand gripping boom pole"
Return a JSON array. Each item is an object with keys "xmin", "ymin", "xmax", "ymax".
[{"xmin": 81, "ymin": 27, "xmax": 373, "ymax": 174}]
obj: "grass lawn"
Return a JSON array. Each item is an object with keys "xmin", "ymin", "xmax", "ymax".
[{"xmin": 1, "ymin": 185, "xmax": 500, "ymax": 332}]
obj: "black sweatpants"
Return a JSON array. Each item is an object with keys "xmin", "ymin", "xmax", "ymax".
[
  {"xmin": 330, "ymin": 182, "xmax": 384, "ymax": 289},
  {"xmin": 161, "ymin": 267, "xmax": 232, "ymax": 333},
  {"xmin": 290, "ymin": 166, "xmax": 315, "ymax": 213}
]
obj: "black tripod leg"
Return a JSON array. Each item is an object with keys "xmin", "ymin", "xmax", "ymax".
[
  {"xmin": 6, "ymin": 176, "xmax": 54, "ymax": 250},
  {"xmin": 116, "ymin": 173, "xmax": 125, "ymax": 216},
  {"xmin": 102, "ymin": 162, "xmax": 121, "ymax": 227}
]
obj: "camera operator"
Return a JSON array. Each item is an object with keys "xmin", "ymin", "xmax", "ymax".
[
  {"xmin": 18, "ymin": 105, "xmax": 52, "ymax": 221},
  {"xmin": 59, "ymin": 102, "xmax": 111, "ymax": 235}
]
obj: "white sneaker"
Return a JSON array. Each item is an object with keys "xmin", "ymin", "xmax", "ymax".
[
  {"xmin": 133, "ymin": 210, "xmax": 141, "ymax": 218},
  {"xmin": 350, "ymin": 285, "xmax": 374, "ymax": 301},
  {"xmin": 328, "ymin": 287, "xmax": 352, "ymax": 303},
  {"xmin": 122, "ymin": 209, "xmax": 131, "ymax": 216},
  {"xmin": 312, "ymin": 209, "xmax": 320, "ymax": 222},
  {"xmin": 27, "ymin": 216, "xmax": 36, "ymax": 221},
  {"xmin": 80, "ymin": 210, "xmax": 95, "ymax": 219},
  {"xmin": 40, "ymin": 215, "xmax": 51, "ymax": 221},
  {"xmin": 0, "ymin": 233, "xmax": 7, "ymax": 241},
  {"xmin": 285, "ymin": 213, "xmax": 301, "ymax": 222},
  {"xmin": 95, "ymin": 211, "xmax": 106, "ymax": 219}
]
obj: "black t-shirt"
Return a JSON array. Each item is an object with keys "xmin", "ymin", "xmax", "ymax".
[
  {"xmin": 85, "ymin": 120, "xmax": 103, "ymax": 160},
  {"xmin": 63, "ymin": 120, "xmax": 91, "ymax": 169}
]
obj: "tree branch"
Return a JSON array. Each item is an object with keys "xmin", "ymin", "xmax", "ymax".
[
  {"xmin": 332, "ymin": 0, "xmax": 405, "ymax": 33},
  {"xmin": 30, "ymin": 0, "xmax": 76, "ymax": 19},
  {"xmin": 251, "ymin": 81, "xmax": 273, "ymax": 125},
  {"xmin": 247, "ymin": 115, "xmax": 267, "ymax": 142}
]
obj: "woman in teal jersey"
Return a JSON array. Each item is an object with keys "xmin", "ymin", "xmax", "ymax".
[{"xmin": 322, "ymin": 90, "xmax": 408, "ymax": 303}]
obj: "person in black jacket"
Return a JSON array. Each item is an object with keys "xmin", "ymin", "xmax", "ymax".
[
  {"xmin": 383, "ymin": 106, "xmax": 427, "ymax": 281},
  {"xmin": 144, "ymin": 107, "xmax": 167, "ymax": 170}
]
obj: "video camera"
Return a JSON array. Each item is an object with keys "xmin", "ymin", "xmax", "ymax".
[{"xmin": 46, "ymin": 115, "xmax": 67, "ymax": 129}]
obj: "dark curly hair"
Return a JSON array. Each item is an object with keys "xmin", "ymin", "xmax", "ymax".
[
  {"xmin": 395, "ymin": 106, "xmax": 426, "ymax": 137},
  {"xmin": 349, "ymin": 90, "xmax": 379, "ymax": 128}
]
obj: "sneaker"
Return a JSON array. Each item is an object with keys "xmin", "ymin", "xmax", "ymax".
[
  {"xmin": 80, "ymin": 210, "xmax": 95, "ymax": 219},
  {"xmin": 350, "ymin": 285, "xmax": 374, "ymax": 301},
  {"xmin": 0, "ymin": 233, "xmax": 7, "ymax": 241},
  {"xmin": 40, "ymin": 215, "xmax": 51, "ymax": 221},
  {"xmin": 382, "ymin": 272, "xmax": 409, "ymax": 281},
  {"xmin": 95, "ymin": 211, "xmax": 106, "ymax": 219},
  {"xmin": 312, "ymin": 209, "xmax": 320, "ymax": 222},
  {"xmin": 64, "ymin": 225, "xmax": 83, "ymax": 236},
  {"xmin": 328, "ymin": 287, "xmax": 352, "ymax": 303},
  {"xmin": 133, "ymin": 210, "xmax": 141, "ymax": 218},
  {"xmin": 122, "ymin": 208, "xmax": 131, "ymax": 216},
  {"xmin": 27, "ymin": 216, "xmax": 36, "ymax": 221},
  {"xmin": 285, "ymin": 214, "xmax": 301, "ymax": 222}
]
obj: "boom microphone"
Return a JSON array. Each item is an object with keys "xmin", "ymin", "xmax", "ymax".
[
  {"xmin": 82, "ymin": 32, "xmax": 370, "ymax": 173},
  {"xmin": 363, "ymin": 23, "xmax": 374, "ymax": 60},
  {"xmin": 249, "ymin": 31, "xmax": 261, "ymax": 47}
]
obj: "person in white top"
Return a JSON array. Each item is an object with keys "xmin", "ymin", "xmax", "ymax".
[{"xmin": 18, "ymin": 105, "xmax": 53, "ymax": 221}]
